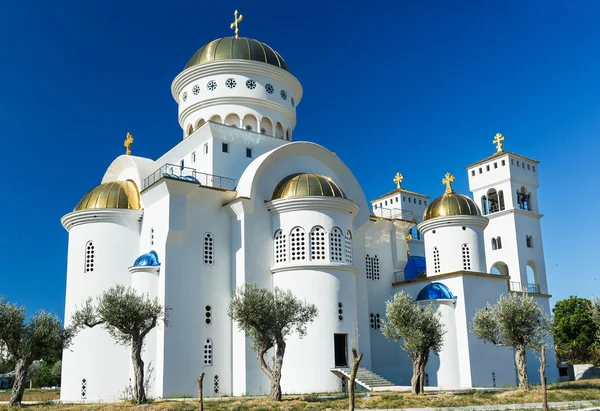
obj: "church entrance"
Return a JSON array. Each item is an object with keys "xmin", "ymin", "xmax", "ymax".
[{"xmin": 334, "ymin": 333, "xmax": 348, "ymax": 367}]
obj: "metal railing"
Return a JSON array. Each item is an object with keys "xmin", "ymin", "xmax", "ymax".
[
  {"xmin": 373, "ymin": 207, "xmax": 414, "ymax": 221},
  {"xmin": 509, "ymin": 282, "xmax": 540, "ymax": 294},
  {"xmin": 142, "ymin": 164, "xmax": 237, "ymax": 191}
]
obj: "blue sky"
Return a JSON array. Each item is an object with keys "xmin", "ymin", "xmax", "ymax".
[{"xmin": 1, "ymin": 0, "xmax": 598, "ymax": 318}]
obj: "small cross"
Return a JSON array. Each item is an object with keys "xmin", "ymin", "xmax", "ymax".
[
  {"xmin": 230, "ymin": 10, "xmax": 244, "ymax": 39},
  {"xmin": 405, "ymin": 233, "xmax": 412, "ymax": 256},
  {"xmin": 124, "ymin": 132, "xmax": 134, "ymax": 156},
  {"xmin": 493, "ymin": 133, "xmax": 505, "ymax": 153},
  {"xmin": 442, "ymin": 172, "xmax": 455, "ymax": 194},
  {"xmin": 393, "ymin": 172, "xmax": 404, "ymax": 189}
]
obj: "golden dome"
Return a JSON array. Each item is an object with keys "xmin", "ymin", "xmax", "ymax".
[
  {"xmin": 75, "ymin": 180, "xmax": 141, "ymax": 211},
  {"xmin": 272, "ymin": 173, "xmax": 347, "ymax": 200},
  {"xmin": 423, "ymin": 173, "xmax": 481, "ymax": 221},
  {"xmin": 184, "ymin": 37, "xmax": 289, "ymax": 72}
]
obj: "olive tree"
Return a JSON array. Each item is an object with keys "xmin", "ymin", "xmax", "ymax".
[
  {"xmin": 0, "ymin": 297, "xmax": 72, "ymax": 407},
  {"xmin": 381, "ymin": 291, "xmax": 445, "ymax": 395},
  {"xmin": 227, "ymin": 283, "xmax": 318, "ymax": 401},
  {"xmin": 71, "ymin": 285, "xmax": 167, "ymax": 404},
  {"xmin": 592, "ymin": 297, "xmax": 600, "ymax": 344},
  {"xmin": 471, "ymin": 293, "xmax": 550, "ymax": 390}
]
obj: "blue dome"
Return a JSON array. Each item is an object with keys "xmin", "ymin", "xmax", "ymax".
[
  {"xmin": 416, "ymin": 282, "xmax": 455, "ymax": 301},
  {"xmin": 133, "ymin": 251, "xmax": 160, "ymax": 267},
  {"xmin": 404, "ymin": 256, "xmax": 427, "ymax": 281}
]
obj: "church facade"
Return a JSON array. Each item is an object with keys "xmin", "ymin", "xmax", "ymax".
[{"xmin": 60, "ymin": 24, "xmax": 558, "ymax": 402}]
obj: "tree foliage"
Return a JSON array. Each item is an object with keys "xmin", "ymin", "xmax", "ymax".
[
  {"xmin": 381, "ymin": 291, "xmax": 445, "ymax": 395},
  {"xmin": 0, "ymin": 297, "xmax": 72, "ymax": 406},
  {"xmin": 471, "ymin": 293, "xmax": 550, "ymax": 390},
  {"xmin": 71, "ymin": 285, "xmax": 167, "ymax": 404},
  {"xmin": 552, "ymin": 296, "xmax": 598, "ymax": 364},
  {"xmin": 227, "ymin": 283, "xmax": 318, "ymax": 401}
]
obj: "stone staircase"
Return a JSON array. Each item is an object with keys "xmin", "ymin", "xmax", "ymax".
[{"xmin": 330, "ymin": 367, "xmax": 394, "ymax": 391}]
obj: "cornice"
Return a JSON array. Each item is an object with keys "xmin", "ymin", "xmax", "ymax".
[
  {"xmin": 417, "ymin": 215, "xmax": 489, "ymax": 233},
  {"xmin": 171, "ymin": 60, "xmax": 303, "ymax": 103},
  {"xmin": 128, "ymin": 265, "xmax": 160, "ymax": 275},
  {"xmin": 61, "ymin": 209, "xmax": 143, "ymax": 231},
  {"xmin": 271, "ymin": 263, "xmax": 357, "ymax": 275},
  {"xmin": 485, "ymin": 208, "xmax": 543, "ymax": 220},
  {"xmin": 392, "ymin": 271, "xmax": 510, "ymax": 287},
  {"xmin": 265, "ymin": 197, "xmax": 360, "ymax": 215}
]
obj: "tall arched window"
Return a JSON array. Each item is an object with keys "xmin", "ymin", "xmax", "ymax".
[
  {"xmin": 330, "ymin": 227, "xmax": 343, "ymax": 262},
  {"xmin": 481, "ymin": 196, "xmax": 488, "ymax": 215},
  {"xmin": 462, "ymin": 244, "xmax": 471, "ymax": 270},
  {"xmin": 517, "ymin": 187, "xmax": 532, "ymax": 211},
  {"xmin": 84, "ymin": 241, "xmax": 95, "ymax": 273},
  {"xmin": 433, "ymin": 247, "xmax": 440, "ymax": 274},
  {"xmin": 491, "ymin": 238, "xmax": 498, "ymax": 250},
  {"xmin": 345, "ymin": 230, "xmax": 353, "ymax": 264},
  {"xmin": 204, "ymin": 233, "xmax": 214, "ymax": 265},
  {"xmin": 487, "ymin": 189, "xmax": 499, "ymax": 213},
  {"xmin": 498, "ymin": 190, "xmax": 505, "ymax": 211},
  {"xmin": 497, "ymin": 236, "xmax": 502, "ymax": 249},
  {"xmin": 366, "ymin": 254, "xmax": 373, "ymax": 279},
  {"xmin": 274, "ymin": 230, "xmax": 287, "ymax": 264},
  {"xmin": 372, "ymin": 256, "xmax": 380, "ymax": 280},
  {"xmin": 310, "ymin": 226, "xmax": 326, "ymax": 260},
  {"xmin": 203, "ymin": 338, "xmax": 213, "ymax": 366},
  {"xmin": 289, "ymin": 227, "xmax": 306, "ymax": 261}
]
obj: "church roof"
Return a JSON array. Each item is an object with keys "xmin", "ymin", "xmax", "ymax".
[
  {"xmin": 272, "ymin": 173, "xmax": 347, "ymax": 200},
  {"xmin": 75, "ymin": 180, "xmax": 141, "ymax": 211},
  {"xmin": 416, "ymin": 282, "xmax": 455, "ymax": 301},
  {"xmin": 133, "ymin": 251, "xmax": 160, "ymax": 267},
  {"xmin": 465, "ymin": 151, "xmax": 539, "ymax": 169},
  {"xmin": 422, "ymin": 173, "xmax": 481, "ymax": 221},
  {"xmin": 404, "ymin": 256, "xmax": 427, "ymax": 281},
  {"xmin": 371, "ymin": 187, "xmax": 430, "ymax": 203},
  {"xmin": 184, "ymin": 37, "xmax": 289, "ymax": 72}
]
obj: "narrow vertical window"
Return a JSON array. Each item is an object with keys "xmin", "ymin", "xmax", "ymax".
[
  {"xmin": 526, "ymin": 235, "xmax": 533, "ymax": 248},
  {"xmin": 338, "ymin": 302, "xmax": 343, "ymax": 321},
  {"xmin": 274, "ymin": 229, "xmax": 287, "ymax": 264},
  {"xmin": 213, "ymin": 375, "xmax": 219, "ymax": 394},
  {"xmin": 345, "ymin": 230, "xmax": 353, "ymax": 264},
  {"xmin": 499, "ymin": 190, "xmax": 505, "ymax": 211},
  {"xmin": 85, "ymin": 241, "xmax": 94, "ymax": 273},
  {"xmin": 192, "ymin": 151, "xmax": 196, "ymax": 162},
  {"xmin": 372, "ymin": 256, "xmax": 380, "ymax": 280},
  {"xmin": 150, "ymin": 228, "xmax": 154, "ymax": 246},
  {"xmin": 222, "ymin": 142, "xmax": 229, "ymax": 153},
  {"xmin": 204, "ymin": 233, "xmax": 214, "ymax": 265},
  {"xmin": 205, "ymin": 305, "xmax": 212, "ymax": 325},
  {"xmin": 290, "ymin": 227, "xmax": 306, "ymax": 261},
  {"xmin": 497, "ymin": 237, "xmax": 502, "ymax": 249},
  {"xmin": 204, "ymin": 143, "xmax": 209, "ymax": 154},
  {"xmin": 330, "ymin": 227, "xmax": 343, "ymax": 262},
  {"xmin": 310, "ymin": 226, "xmax": 326, "ymax": 260},
  {"xmin": 203, "ymin": 339, "xmax": 213, "ymax": 365},
  {"xmin": 492, "ymin": 238, "xmax": 497, "ymax": 250},
  {"xmin": 370, "ymin": 313, "xmax": 381, "ymax": 329},
  {"xmin": 433, "ymin": 247, "xmax": 440, "ymax": 274},
  {"xmin": 81, "ymin": 378, "xmax": 87, "ymax": 399},
  {"xmin": 462, "ymin": 244, "xmax": 471, "ymax": 270},
  {"xmin": 246, "ymin": 148, "xmax": 252, "ymax": 158},
  {"xmin": 366, "ymin": 254, "xmax": 373, "ymax": 280},
  {"xmin": 180, "ymin": 159, "xmax": 185, "ymax": 170}
]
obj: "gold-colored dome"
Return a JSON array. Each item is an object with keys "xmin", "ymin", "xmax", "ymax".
[
  {"xmin": 423, "ymin": 173, "xmax": 481, "ymax": 221},
  {"xmin": 272, "ymin": 173, "xmax": 347, "ymax": 200},
  {"xmin": 75, "ymin": 180, "xmax": 141, "ymax": 211},
  {"xmin": 184, "ymin": 37, "xmax": 289, "ymax": 72}
]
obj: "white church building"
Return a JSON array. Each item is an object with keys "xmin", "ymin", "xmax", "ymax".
[{"xmin": 60, "ymin": 20, "xmax": 558, "ymax": 401}]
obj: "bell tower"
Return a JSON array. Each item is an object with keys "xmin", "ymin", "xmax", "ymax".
[{"xmin": 466, "ymin": 133, "xmax": 548, "ymax": 296}]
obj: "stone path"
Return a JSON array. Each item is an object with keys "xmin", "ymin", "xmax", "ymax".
[{"xmin": 357, "ymin": 400, "xmax": 599, "ymax": 411}]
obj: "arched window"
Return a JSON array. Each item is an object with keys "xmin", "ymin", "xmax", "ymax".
[
  {"xmin": 345, "ymin": 230, "xmax": 353, "ymax": 264},
  {"xmin": 462, "ymin": 244, "xmax": 471, "ymax": 270},
  {"xmin": 224, "ymin": 113, "xmax": 241, "ymax": 127},
  {"xmin": 433, "ymin": 247, "xmax": 440, "ymax": 274},
  {"xmin": 517, "ymin": 186, "xmax": 532, "ymax": 211},
  {"xmin": 275, "ymin": 122, "xmax": 284, "ymax": 138},
  {"xmin": 209, "ymin": 114, "xmax": 222, "ymax": 123},
  {"xmin": 186, "ymin": 124, "xmax": 194, "ymax": 136},
  {"xmin": 481, "ymin": 196, "xmax": 488, "ymax": 215},
  {"xmin": 195, "ymin": 119, "xmax": 206, "ymax": 130},
  {"xmin": 498, "ymin": 190, "xmax": 505, "ymax": 211},
  {"xmin": 330, "ymin": 227, "xmax": 343, "ymax": 262},
  {"xmin": 366, "ymin": 254, "xmax": 373, "ymax": 279},
  {"xmin": 372, "ymin": 256, "xmax": 380, "ymax": 280},
  {"xmin": 491, "ymin": 238, "xmax": 497, "ymax": 250},
  {"xmin": 310, "ymin": 226, "xmax": 326, "ymax": 260},
  {"xmin": 274, "ymin": 230, "xmax": 287, "ymax": 264},
  {"xmin": 491, "ymin": 262, "xmax": 509, "ymax": 276},
  {"xmin": 497, "ymin": 236, "xmax": 502, "ymax": 249},
  {"xmin": 203, "ymin": 339, "xmax": 213, "ymax": 366},
  {"xmin": 84, "ymin": 241, "xmax": 95, "ymax": 273},
  {"xmin": 242, "ymin": 114, "xmax": 258, "ymax": 132},
  {"xmin": 260, "ymin": 117, "xmax": 273, "ymax": 136},
  {"xmin": 204, "ymin": 233, "xmax": 214, "ymax": 265},
  {"xmin": 487, "ymin": 189, "xmax": 499, "ymax": 213},
  {"xmin": 526, "ymin": 262, "xmax": 538, "ymax": 292},
  {"xmin": 289, "ymin": 227, "xmax": 306, "ymax": 261},
  {"xmin": 286, "ymin": 129, "xmax": 291, "ymax": 140}
]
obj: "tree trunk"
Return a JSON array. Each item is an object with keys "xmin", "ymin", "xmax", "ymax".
[
  {"xmin": 349, "ymin": 348, "xmax": 364, "ymax": 411},
  {"xmin": 540, "ymin": 346, "xmax": 548, "ymax": 411},
  {"xmin": 419, "ymin": 353, "xmax": 427, "ymax": 394},
  {"xmin": 131, "ymin": 338, "xmax": 147, "ymax": 404},
  {"xmin": 9, "ymin": 357, "xmax": 32, "ymax": 407},
  {"xmin": 515, "ymin": 346, "xmax": 529, "ymax": 390},
  {"xmin": 411, "ymin": 358, "xmax": 422, "ymax": 395},
  {"xmin": 197, "ymin": 372, "xmax": 205, "ymax": 411},
  {"xmin": 270, "ymin": 340, "xmax": 286, "ymax": 401}
]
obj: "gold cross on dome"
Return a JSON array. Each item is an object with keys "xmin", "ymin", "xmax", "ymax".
[
  {"xmin": 493, "ymin": 133, "xmax": 505, "ymax": 153},
  {"xmin": 442, "ymin": 172, "xmax": 455, "ymax": 194},
  {"xmin": 124, "ymin": 132, "xmax": 134, "ymax": 156},
  {"xmin": 230, "ymin": 10, "xmax": 244, "ymax": 39},
  {"xmin": 393, "ymin": 172, "xmax": 404, "ymax": 189}
]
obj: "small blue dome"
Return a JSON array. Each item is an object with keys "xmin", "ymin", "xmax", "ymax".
[
  {"xmin": 404, "ymin": 256, "xmax": 427, "ymax": 281},
  {"xmin": 416, "ymin": 282, "xmax": 455, "ymax": 301},
  {"xmin": 133, "ymin": 250, "xmax": 160, "ymax": 267}
]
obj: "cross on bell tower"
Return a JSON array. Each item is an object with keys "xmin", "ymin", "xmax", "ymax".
[{"xmin": 493, "ymin": 133, "xmax": 505, "ymax": 153}]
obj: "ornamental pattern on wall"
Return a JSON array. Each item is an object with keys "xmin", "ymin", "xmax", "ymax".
[
  {"xmin": 226, "ymin": 78, "xmax": 237, "ymax": 88},
  {"xmin": 207, "ymin": 80, "xmax": 217, "ymax": 91},
  {"xmin": 246, "ymin": 79, "xmax": 256, "ymax": 89},
  {"xmin": 192, "ymin": 85, "xmax": 200, "ymax": 95},
  {"xmin": 265, "ymin": 83, "xmax": 274, "ymax": 94}
]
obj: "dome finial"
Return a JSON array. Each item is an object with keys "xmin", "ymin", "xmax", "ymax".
[
  {"xmin": 493, "ymin": 133, "xmax": 505, "ymax": 153},
  {"xmin": 124, "ymin": 132, "xmax": 134, "ymax": 156},
  {"xmin": 442, "ymin": 172, "xmax": 455, "ymax": 194},
  {"xmin": 230, "ymin": 10, "xmax": 244, "ymax": 39},
  {"xmin": 393, "ymin": 172, "xmax": 404, "ymax": 189}
]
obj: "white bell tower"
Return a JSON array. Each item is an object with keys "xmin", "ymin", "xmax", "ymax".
[{"xmin": 466, "ymin": 133, "xmax": 548, "ymax": 295}]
